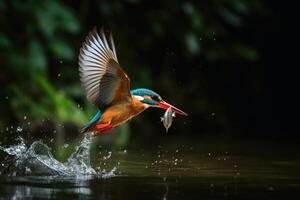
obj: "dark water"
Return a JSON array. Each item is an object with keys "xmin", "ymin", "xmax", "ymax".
[
  {"xmin": 1, "ymin": 175, "xmax": 299, "ymax": 200},
  {"xmin": 1, "ymin": 138, "xmax": 300, "ymax": 199}
]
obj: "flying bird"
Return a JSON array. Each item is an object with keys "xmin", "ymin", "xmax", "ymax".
[{"xmin": 79, "ymin": 28, "xmax": 187, "ymax": 136}]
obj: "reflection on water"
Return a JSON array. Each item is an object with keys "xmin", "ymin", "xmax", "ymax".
[
  {"xmin": 1, "ymin": 137, "xmax": 300, "ymax": 199},
  {"xmin": 0, "ymin": 176, "xmax": 92, "ymax": 199},
  {"xmin": 1, "ymin": 175, "xmax": 300, "ymax": 200}
]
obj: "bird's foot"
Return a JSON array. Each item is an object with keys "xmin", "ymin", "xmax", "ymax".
[
  {"xmin": 92, "ymin": 123, "xmax": 113, "ymax": 136},
  {"xmin": 95, "ymin": 123, "xmax": 111, "ymax": 129}
]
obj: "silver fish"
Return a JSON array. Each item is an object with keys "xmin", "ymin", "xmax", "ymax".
[{"xmin": 161, "ymin": 107, "xmax": 176, "ymax": 133}]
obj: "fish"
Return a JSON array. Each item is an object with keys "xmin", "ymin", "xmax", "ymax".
[{"xmin": 161, "ymin": 107, "xmax": 176, "ymax": 133}]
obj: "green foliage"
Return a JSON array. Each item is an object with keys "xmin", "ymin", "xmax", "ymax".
[
  {"xmin": 0, "ymin": 0, "xmax": 266, "ymax": 145},
  {"xmin": 0, "ymin": 0, "xmax": 82, "ymax": 136}
]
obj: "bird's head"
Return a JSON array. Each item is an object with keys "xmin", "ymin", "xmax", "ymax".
[{"xmin": 130, "ymin": 88, "xmax": 188, "ymax": 116}]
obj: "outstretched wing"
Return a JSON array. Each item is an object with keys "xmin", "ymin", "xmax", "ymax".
[{"xmin": 79, "ymin": 28, "xmax": 131, "ymax": 110}]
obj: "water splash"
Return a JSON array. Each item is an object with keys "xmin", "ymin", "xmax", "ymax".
[
  {"xmin": 64, "ymin": 133, "xmax": 96, "ymax": 175},
  {"xmin": 0, "ymin": 137, "xmax": 26, "ymax": 157},
  {"xmin": 0, "ymin": 134, "xmax": 116, "ymax": 177}
]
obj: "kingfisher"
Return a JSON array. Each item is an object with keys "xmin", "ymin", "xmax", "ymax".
[{"xmin": 78, "ymin": 28, "xmax": 187, "ymax": 136}]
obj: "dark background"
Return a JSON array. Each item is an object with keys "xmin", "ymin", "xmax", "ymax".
[{"xmin": 0, "ymin": 0, "xmax": 298, "ymax": 151}]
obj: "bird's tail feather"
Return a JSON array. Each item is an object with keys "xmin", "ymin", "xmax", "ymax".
[
  {"xmin": 79, "ymin": 124, "xmax": 91, "ymax": 134},
  {"xmin": 79, "ymin": 110, "xmax": 102, "ymax": 134}
]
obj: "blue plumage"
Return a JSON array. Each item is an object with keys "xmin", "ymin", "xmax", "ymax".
[
  {"xmin": 130, "ymin": 88, "xmax": 159, "ymax": 97},
  {"xmin": 131, "ymin": 88, "xmax": 161, "ymax": 105},
  {"xmin": 80, "ymin": 110, "xmax": 102, "ymax": 133}
]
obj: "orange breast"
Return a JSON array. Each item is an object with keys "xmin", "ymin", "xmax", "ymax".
[{"xmin": 100, "ymin": 97, "xmax": 147, "ymax": 127}]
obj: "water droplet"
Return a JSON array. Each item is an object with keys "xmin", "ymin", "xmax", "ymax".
[
  {"xmin": 25, "ymin": 167, "xmax": 31, "ymax": 174},
  {"xmin": 103, "ymin": 151, "xmax": 112, "ymax": 160},
  {"xmin": 16, "ymin": 126, "xmax": 22, "ymax": 132}
]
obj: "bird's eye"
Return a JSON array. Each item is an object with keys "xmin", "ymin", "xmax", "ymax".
[{"xmin": 152, "ymin": 96, "xmax": 160, "ymax": 102}]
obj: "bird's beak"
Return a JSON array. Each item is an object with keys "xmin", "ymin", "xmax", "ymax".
[{"xmin": 158, "ymin": 100, "xmax": 188, "ymax": 116}]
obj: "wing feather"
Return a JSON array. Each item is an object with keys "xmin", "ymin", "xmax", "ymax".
[
  {"xmin": 79, "ymin": 28, "xmax": 131, "ymax": 109},
  {"xmin": 108, "ymin": 32, "xmax": 118, "ymax": 61}
]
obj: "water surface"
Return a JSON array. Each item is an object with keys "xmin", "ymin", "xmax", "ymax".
[{"xmin": 0, "ymin": 136, "xmax": 300, "ymax": 199}]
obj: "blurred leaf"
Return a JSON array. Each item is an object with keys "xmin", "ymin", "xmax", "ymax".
[
  {"xmin": 182, "ymin": 2, "xmax": 203, "ymax": 29},
  {"xmin": 234, "ymin": 44, "xmax": 258, "ymax": 61},
  {"xmin": 57, "ymin": 6, "xmax": 80, "ymax": 33},
  {"xmin": 218, "ymin": 7, "xmax": 242, "ymax": 26},
  {"xmin": 205, "ymin": 46, "xmax": 227, "ymax": 61},
  {"xmin": 28, "ymin": 40, "xmax": 46, "ymax": 71},
  {"xmin": 34, "ymin": 0, "xmax": 79, "ymax": 38},
  {"xmin": 185, "ymin": 32, "xmax": 200, "ymax": 55},
  {"xmin": 34, "ymin": 2, "xmax": 56, "ymax": 38},
  {"xmin": 6, "ymin": 52, "xmax": 28, "ymax": 70},
  {"xmin": 229, "ymin": 0, "xmax": 249, "ymax": 14},
  {"xmin": 182, "ymin": 2, "xmax": 194, "ymax": 16},
  {"xmin": 49, "ymin": 40, "xmax": 74, "ymax": 60},
  {"xmin": 33, "ymin": 74, "xmax": 88, "ymax": 123}
]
